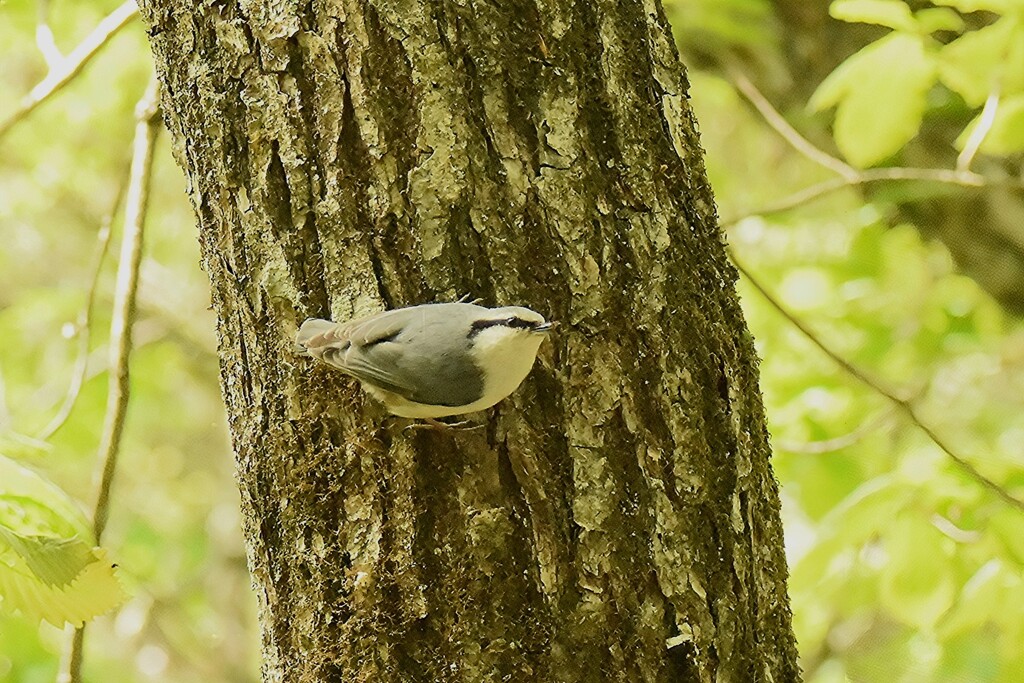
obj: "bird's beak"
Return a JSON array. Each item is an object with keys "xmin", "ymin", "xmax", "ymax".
[{"xmin": 533, "ymin": 321, "xmax": 556, "ymax": 334}]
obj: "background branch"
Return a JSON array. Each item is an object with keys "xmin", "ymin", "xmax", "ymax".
[
  {"xmin": 730, "ymin": 249, "xmax": 1024, "ymax": 514},
  {"xmin": 37, "ymin": 180, "xmax": 126, "ymax": 440},
  {"xmin": 957, "ymin": 87, "xmax": 1001, "ymax": 172},
  {"xmin": 57, "ymin": 76, "xmax": 161, "ymax": 683},
  {"xmin": 0, "ymin": 0, "xmax": 138, "ymax": 142},
  {"xmin": 722, "ymin": 72, "xmax": 1021, "ymax": 227},
  {"xmin": 35, "ymin": 0, "xmax": 64, "ymax": 68},
  {"xmin": 773, "ymin": 409, "xmax": 895, "ymax": 455},
  {"xmin": 730, "ymin": 68, "xmax": 859, "ymax": 182}
]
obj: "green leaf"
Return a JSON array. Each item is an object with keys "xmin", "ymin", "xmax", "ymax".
[
  {"xmin": 931, "ymin": 0, "xmax": 1024, "ymax": 13},
  {"xmin": 990, "ymin": 508, "xmax": 1024, "ymax": 564},
  {"xmin": 0, "ymin": 547, "xmax": 125, "ymax": 628},
  {"xmin": 914, "ymin": 8, "xmax": 965, "ymax": 34},
  {"xmin": 811, "ymin": 34, "xmax": 937, "ymax": 166},
  {"xmin": 938, "ymin": 17, "xmax": 1024, "ymax": 107},
  {"xmin": 830, "ymin": 0, "xmax": 918, "ymax": 32},
  {"xmin": 0, "ymin": 456, "xmax": 90, "ymax": 539},
  {"xmin": 879, "ymin": 514, "xmax": 956, "ymax": 629},
  {"xmin": 0, "ymin": 456, "xmax": 125, "ymax": 626},
  {"xmin": 937, "ymin": 560, "xmax": 1005, "ymax": 639},
  {"xmin": 0, "ymin": 528, "xmax": 94, "ymax": 586},
  {"xmin": 792, "ymin": 477, "xmax": 910, "ymax": 586}
]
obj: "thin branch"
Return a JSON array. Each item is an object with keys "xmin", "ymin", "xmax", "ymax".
[
  {"xmin": 93, "ymin": 75, "xmax": 160, "ymax": 545},
  {"xmin": 37, "ymin": 180, "xmax": 126, "ymax": 440},
  {"xmin": 1, "ymin": 429, "xmax": 54, "ymax": 453},
  {"xmin": 725, "ymin": 176, "xmax": 851, "ymax": 224},
  {"xmin": 730, "ymin": 249, "xmax": 1024, "ymax": 514},
  {"xmin": 774, "ymin": 410, "xmax": 895, "ymax": 455},
  {"xmin": 56, "ymin": 629, "xmax": 84, "ymax": 683},
  {"xmin": 57, "ymin": 77, "xmax": 161, "ymax": 683},
  {"xmin": 930, "ymin": 513, "xmax": 982, "ymax": 544},
  {"xmin": 722, "ymin": 166, "xmax": 995, "ymax": 227},
  {"xmin": 35, "ymin": 0, "xmax": 64, "ymax": 68},
  {"xmin": 957, "ymin": 87, "xmax": 1000, "ymax": 173},
  {"xmin": 720, "ymin": 71, "xmax": 1022, "ymax": 227},
  {"xmin": 729, "ymin": 69, "xmax": 859, "ymax": 182},
  {"xmin": 0, "ymin": 0, "xmax": 138, "ymax": 142}
]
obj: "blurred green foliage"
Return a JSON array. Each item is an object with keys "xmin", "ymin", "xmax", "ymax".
[
  {"xmin": 1, "ymin": 1, "xmax": 256, "ymax": 681},
  {"xmin": 672, "ymin": 1, "xmax": 1024, "ymax": 680},
  {"xmin": 811, "ymin": 0, "xmax": 1024, "ymax": 166},
  {"xmin": 1, "ymin": 0, "xmax": 1022, "ymax": 682}
]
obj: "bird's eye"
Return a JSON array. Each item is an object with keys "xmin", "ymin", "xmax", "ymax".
[{"xmin": 506, "ymin": 317, "xmax": 518, "ymax": 326}]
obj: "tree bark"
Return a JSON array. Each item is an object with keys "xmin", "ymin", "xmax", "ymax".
[{"xmin": 138, "ymin": 1, "xmax": 799, "ymax": 681}]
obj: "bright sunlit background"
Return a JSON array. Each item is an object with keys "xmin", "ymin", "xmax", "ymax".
[{"xmin": 2, "ymin": 1, "xmax": 1022, "ymax": 681}]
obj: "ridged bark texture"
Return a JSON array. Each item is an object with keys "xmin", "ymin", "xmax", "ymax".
[{"xmin": 139, "ymin": 0, "xmax": 800, "ymax": 681}]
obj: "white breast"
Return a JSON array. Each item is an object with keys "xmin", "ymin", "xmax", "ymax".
[{"xmin": 470, "ymin": 326, "xmax": 546, "ymax": 409}]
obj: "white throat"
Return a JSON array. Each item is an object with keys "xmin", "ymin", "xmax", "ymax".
[{"xmin": 471, "ymin": 327, "xmax": 545, "ymax": 406}]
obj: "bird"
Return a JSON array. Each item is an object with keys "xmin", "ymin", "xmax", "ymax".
[{"xmin": 295, "ymin": 302, "xmax": 554, "ymax": 423}]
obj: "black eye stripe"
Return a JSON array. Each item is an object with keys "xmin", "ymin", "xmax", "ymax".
[{"xmin": 469, "ymin": 316, "xmax": 538, "ymax": 336}]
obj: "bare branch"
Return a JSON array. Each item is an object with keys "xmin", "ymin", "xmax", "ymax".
[
  {"xmin": 730, "ymin": 249, "xmax": 1024, "ymax": 514},
  {"xmin": 57, "ymin": 77, "xmax": 161, "ymax": 683},
  {"xmin": 774, "ymin": 410, "xmax": 895, "ymax": 455},
  {"xmin": 0, "ymin": 0, "xmax": 138, "ymax": 142},
  {"xmin": 957, "ymin": 87, "xmax": 1001, "ymax": 173},
  {"xmin": 35, "ymin": 0, "xmax": 64, "ymax": 68},
  {"xmin": 56, "ymin": 629, "xmax": 84, "ymax": 683},
  {"xmin": 930, "ymin": 513, "xmax": 982, "ymax": 544},
  {"xmin": 729, "ymin": 69, "xmax": 859, "ymax": 182},
  {"xmin": 93, "ymin": 75, "xmax": 160, "ymax": 542},
  {"xmin": 37, "ymin": 181, "xmax": 127, "ymax": 440},
  {"xmin": 720, "ymin": 72, "xmax": 1024, "ymax": 227},
  {"xmin": 722, "ymin": 166, "xmax": 998, "ymax": 227}
]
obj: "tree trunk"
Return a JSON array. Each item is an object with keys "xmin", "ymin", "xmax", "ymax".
[{"xmin": 138, "ymin": 1, "xmax": 799, "ymax": 681}]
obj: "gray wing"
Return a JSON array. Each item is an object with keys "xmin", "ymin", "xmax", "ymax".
[{"xmin": 297, "ymin": 304, "xmax": 485, "ymax": 407}]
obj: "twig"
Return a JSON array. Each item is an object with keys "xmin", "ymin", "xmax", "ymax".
[
  {"xmin": 56, "ymin": 630, "xmax": 84, "ymax": 683},
  {"xmin": 720, "ymin": 71, "xmax": 1021, "ymax": 227},
  {"xmin": 774, "ymin": 410, "xmax": 894, "ymax": 455},
  {"xmin": 92, "ymin": 77, "xmax": 160, "ymax": 540},
  {"xmin": 35, "ymin": 0, "xmax": 64, "ymax": 68},
  {"xmin": 37, "ymin": 181, "xmax": 126, "ymax": 440},
  {"xmin": 1, "ymin": 429, "xmax": 53, "ymax": 453},
  {"xmin": 722, "ymin": 167, "xmax": 995, "ymax": 227},
  {"xmin": 57, "ymin": 76, "xmax": 161, "ymax": 683},
  {"xmin": 730, "ymin": 69, "xmax": 859, "ymax": 182},
  {"xmin": 957, "ymin": 87, "xmax": 1000, "ymax": 173},
  {"xmin": 730, "ymin": 249, "xmax": 1024, "ymax": 514},
  {"xmin": 0, "ymin": 0, "xmax": 138, "ymax": 142},
  {"xmin": 930, "ymin": 513, "xmax": 982, "ymax": 544}
]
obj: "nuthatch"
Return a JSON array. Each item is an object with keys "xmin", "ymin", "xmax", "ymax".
[{"xmin": 296, "ymin": 303, "xmax": 553, "ymax": 420}]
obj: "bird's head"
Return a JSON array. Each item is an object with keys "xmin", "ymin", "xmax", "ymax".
[
  {"xmin": 469, "ymin": 306, "xmax": 554, "ymax": 337},
  {"xmin": 467, "ymin": 306, "xmax": 554, "ymax": 368}
]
